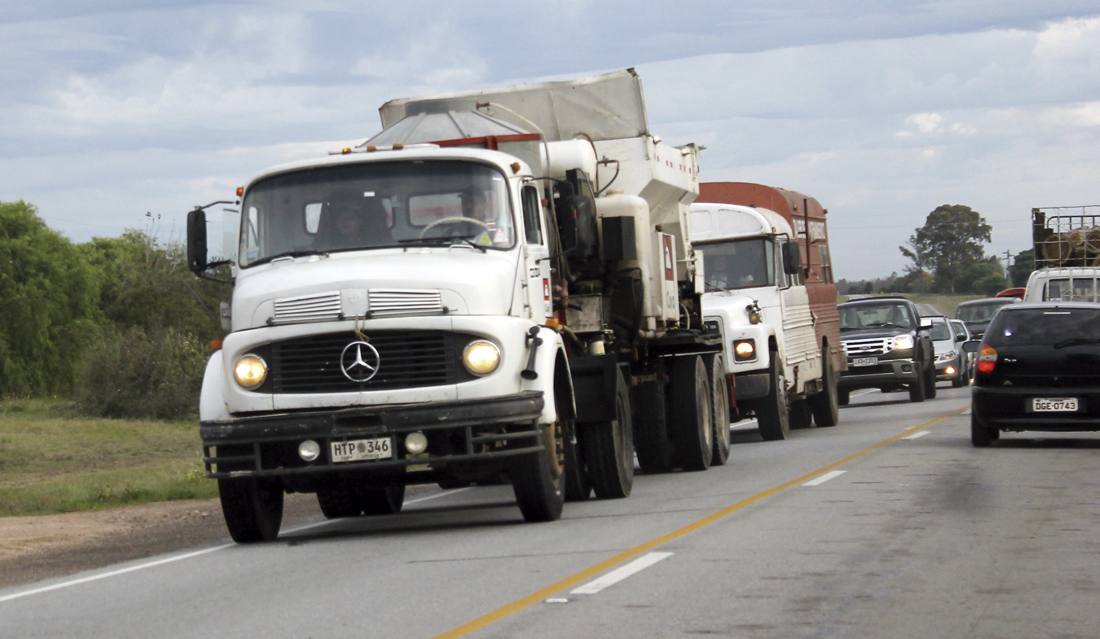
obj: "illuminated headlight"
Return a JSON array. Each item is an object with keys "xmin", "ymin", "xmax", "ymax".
[
  {"xmin": 936, "ymin": 350, "xmax": 957, "ymax": 363},
  {"xmin": 405, "ymin": 432, "xmax": 428, "ymax": 455},
  {"xmin": 233, "ymin": 354, "xmax": 268, "ymax": 389},
  {"xmin": 944, "ymin": 366, "xmax": 957, "ymax": 376},
  {"xmin": 462, "ymin": 340, "xmax": 500, "ymax": 376},
  {"xmin": 891, "ymin": 334, "xmax": 915, "ymax": 351},
  {"xmin": 734, "ymin": 339, "xmax": 756, "ymax": 361},
  {"xmin": 298, "ymin": 440, "xmax": 320, "ymax": 462}
]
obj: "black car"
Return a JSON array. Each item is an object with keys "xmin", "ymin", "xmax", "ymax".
[
  {"xmin": 838, "ymin": 296, "xmax": 936, "ymax": 405},
  {"xmin": 955, "ymin": 297, "xmax": 1019, "ymax": 340},
  {"xmin": 969, "ymin": 302, "xmax": 1100, "ymax": 446}
]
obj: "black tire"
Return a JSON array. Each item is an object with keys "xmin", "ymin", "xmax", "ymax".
[
  {"xmin": 971, "ymin": 412, "xmax": 997, "ymax": 447},
  {"xmin": 705, "ymin": 354, "xmax": 731, "ymax": 466},
  {"xmin": 579, "ymin": 367, "xmax": 634, "ymax": 498},
  {"xmin": 563, "ymin": 419, "xmax": 593, "ymax": 502},
  {"xmin": 951, "ymin": 374, "xmax": 966, "ymax": 388},
  {"xmin": 924, "ymin": 360, "xmax": 937, "ymax": 399},
  {"xmin": 908, "ymin": 363, "xmax": 926, "ymax": 403},
  {"xmin": 670, "ymin": 355, "xmax": 713, "ymax": 472},
  {"xmin": 218, "ymin": 477, "xmax": 284, "ymax": 543},
  {"xmin": 511, "ymin": 422, "xmax": 565, "ymax": 522},
  {"xmin": 809, "ymin": 345, "xmax": 840, "ymax": 427},
  {"xmin": 757, "ymin": 351, "xmax": 790, "ymax": 441},
  {"xmin": 633, "ymin": 380, "xmax": 673, "ymax": 473},
  {"xmin": 789, "ymin": 399, "xmax": 812, "ymax": 429},
  {"xmin": 317, "ymin": 482, "xmax": 361, "ymax": 519},
  {"xmin": 356, "ymin": 483, "xmax": 405, "ymax": 516},
  {"xmin": 838, "ymin": 387, "xmax": 850, "ymax": 406}
]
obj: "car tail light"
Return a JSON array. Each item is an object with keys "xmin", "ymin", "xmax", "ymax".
[{"xmin": 977, "ymin": 346, "xmax": 997, "ymax": 374}]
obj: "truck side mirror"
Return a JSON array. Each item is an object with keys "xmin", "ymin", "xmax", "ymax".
[
  {"xmin": 187, "ymin": 208, "xmax": 208, "ymax": 273},
  {"xmin": 781, "ymin": 242, "xmax": 801, "ymax": 275}
]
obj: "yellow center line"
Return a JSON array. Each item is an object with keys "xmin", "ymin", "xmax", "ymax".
[{"xmin": 433, "ymin": 404, "xmax": 970, "ymax": 639}]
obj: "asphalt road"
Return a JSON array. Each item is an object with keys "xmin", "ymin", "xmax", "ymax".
[{"xmin": 3, "ymin": 384, "xmax": 1099, "ymax": 639}]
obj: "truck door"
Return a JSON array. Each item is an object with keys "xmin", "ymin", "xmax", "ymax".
[{"xmin": 521, "ymin": 185, "xmax": 552, "ymax": 321}]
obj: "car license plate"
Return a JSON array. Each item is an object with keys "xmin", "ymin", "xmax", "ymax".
[
  {"xmin": 331, "ymin": 437, "xmax": 393, "ymax": 463},
  {"xmin": 1032, "ymin": 398, "xmax": 1079, "ymax": 412},
  {"xmin": 851, "ymin": 357, "xmax": 878, "ymax": 367}
]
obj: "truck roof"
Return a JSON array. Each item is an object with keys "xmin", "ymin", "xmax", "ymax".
[
  {"xmin": 698, "ymin": 182, "xmax": 828, "ymax": 235},
  {"xmin": 689, "ymin": 202, "xmax": 793, "ymax": 241}
]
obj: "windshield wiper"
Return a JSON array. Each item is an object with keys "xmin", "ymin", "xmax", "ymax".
[
  {"xmin": 1052, "ymin": 337, "xmax": 1100, "ymax": 349},
  {"xmin": 865, "ymin": 322, "xmax": 905, "ymax": 329},
  {"xmin": 247, "ymin": 249, "xmax": 325, "ymax": 267},
  {"xmin": 398, "ymin": 236, "xmax": 488, "ymax": 253}
]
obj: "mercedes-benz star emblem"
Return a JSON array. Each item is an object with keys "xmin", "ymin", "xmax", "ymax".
[{"xmin": 340, "ymin": 341, "xmax": 381, "ymax": 382}]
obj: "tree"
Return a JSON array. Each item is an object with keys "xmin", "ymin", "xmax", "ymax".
[
  {"xmin": 0, "ymin": 201, "xmax": 102, "ymax": 396},
  {"xmin": 1009, "ymin": 248, "xmax": 1035, "ymax": 288},
  {"xmin": 900, "ymin": 205, "xmax": 991, "ymax": 293}
]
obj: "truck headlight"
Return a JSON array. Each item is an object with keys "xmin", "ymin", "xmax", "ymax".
[
  {"xmin": 891, "ymin": 334, "xmax": 914, "ymax": 351},
  {"xmin": 233, "ymin": 354, "xmax": 268, "ymax": 389},
  {"xmin": 463, "ymin": 341, "xmax": 500, "ymax": 376},
  {"xmin": 734, "ymin": 339, "xmax": 756, "ymax": 361}
]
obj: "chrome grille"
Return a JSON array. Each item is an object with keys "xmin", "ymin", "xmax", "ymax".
[
  {"xmin": 273, "ymin": 292, "xmax": 342, "ymax": 323},
  {"xmin": 843, "ymin": 337, "xmax": 890, "ymax": 357},
  {"xmin": 269, "ymin": 330, "xmax": 467, "ymax": 393},
  {"xmin": 369, "ymin": 289, "xmax": 444, "ymax": 316}
]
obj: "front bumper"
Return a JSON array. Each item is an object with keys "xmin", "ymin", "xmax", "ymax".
[
  {"xmin": 935, "ymin": 355, "xmax": 963, "ymax": 380},
  {"xmin": 838, "ymin": 358, "xmax": 920, "ymax": 390},
  {"xmin": 973, "ymin": 386, "xmax": 1100, "ymax": 432},
  {"xmin": 202, "ymin": 391, "xmax": 545, "ymax": 480}
]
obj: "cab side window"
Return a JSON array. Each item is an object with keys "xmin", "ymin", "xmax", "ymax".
[{"xmin": 521, "ymin": 185, "xmax": 543, "ymax": 245}]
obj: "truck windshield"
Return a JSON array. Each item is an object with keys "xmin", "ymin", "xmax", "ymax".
[
  {"xmin": 697, "ymin": 238, "xmax": 775, "ymax": 290},
  {"xmin": 238, "ymin": 160, "xmax": 515, "ymax": 267}
]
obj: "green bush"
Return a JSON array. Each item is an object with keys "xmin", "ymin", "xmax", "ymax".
[{"xmin": 73, "ymin": 326, "xmax": 210, "ymax": 420}]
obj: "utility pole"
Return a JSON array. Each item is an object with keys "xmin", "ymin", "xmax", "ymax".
[{"xmin": 1003, "ymin": 249, "xmax": 1013, "ymax": 285}]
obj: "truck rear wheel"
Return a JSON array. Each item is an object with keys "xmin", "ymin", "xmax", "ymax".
[
  {"xmin": 757, "ymin": 351, "xmax": 790, "ymax": 441},
  {"xmin": 218, "ymin": 477, "xmax": 284, "ymax": 543},
  {"xmin": 838, "ymin": 387, "xmax": 850, "ymax": 406},
  {"xmin": 511, "ymin": 421, "xmax": 565, "ymax": 522},
  {"xmin": 633, "ymin": 380, "xmax": 673, "ymax": 473},
  {"xmin": 809, "ymin": 345, "xmax": 840, "ymax": 427},
  {"xmin": 357, "ymin": 484, "xmax": 405, "ymax": 515},
  {"xmin": 705, "ymin": 354, "xmax": 731, "ymax": 466},
  {"xmin": 670, "ymin": 355, "xmax": 713, "ymax": 472},
  {"xmin": 579, "ymin": 367, "xmax": 634, "ymax": 498}
]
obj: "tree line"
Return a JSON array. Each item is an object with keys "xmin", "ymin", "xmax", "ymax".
[
  {"xmin": 840, "ymin": 204, "xmax": 1034, "ymax": 296},
  {"xmin": 0, "ymin": 200, "xmax": 227, "ymax": 419}
]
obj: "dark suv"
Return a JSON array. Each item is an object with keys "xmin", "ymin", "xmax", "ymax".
[
  {"xmin": 837, "ymin": 296, "xmax": 936, "ymax": 404},
  {"xmin": 969, "ymin": 302, "xmax": 1100, "ymax": 446},
  {"xmin": 955, "ymin": 297, "xmax": 1019, "ymax": 340}
]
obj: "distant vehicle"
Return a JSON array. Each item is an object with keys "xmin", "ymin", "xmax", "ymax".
[
  {"xmin": 949, "ymin": 319, "xmax": 975, "ymax": 379},
  {"xmin": 995, "ymin": 287, "xmax": 1025, "ymax": 298},
  {"xmin": 968, "ymin": 302, "xmax": 1100, "ymax": 446},
  {"xmin": 837, "ymin": 296, "xmax": 936, "ymax": 405},
  {"xmin": 955, "ymin": 297, "xmax": 1019, "ymax": 340},
  {"xmin": 1023, "ymin": 206, "xmax": 1100, "ymax": 303},
  {"xmin": 915, "ymin": 303, "xmax": 946, "ymax": 318},
  {"xmin": 929, "ymin": 316, "xmax": 968, "ymax": 387}
]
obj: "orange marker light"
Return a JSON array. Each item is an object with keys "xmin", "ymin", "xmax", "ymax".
[{"xmin": 236, "ymin": 187, "xmax": 244, "ymax": 197}]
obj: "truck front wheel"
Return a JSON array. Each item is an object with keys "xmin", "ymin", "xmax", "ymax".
[
  {"xmin": 670, "ymin": 355, "xmax": 713, "ymax": 472},
  {"xmin": 511, "ymin": 421, "xmax": 565, "ymax": 522},
  {"xmin": 756, "ymin": 351, "xmax": 790, "ymax": 441},
  {"xmin": 579, "ymin": 367, "xmax": 634, "ymax": 498},
  {"xmin": 218, "ymin": 477, "xmax": 284, "ymax": 543}
]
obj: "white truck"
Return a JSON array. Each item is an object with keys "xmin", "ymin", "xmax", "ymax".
[
  {"xmin": 187, "ymin": 69, "xmax": 728, "ymax": 542},
  {"xmin": 1024, "ymin": 205, "xmax": 1100, "ymax": 303},
  {"xmin": 689, "ymin": 183, "xmax": 843, "ymax": 441}
]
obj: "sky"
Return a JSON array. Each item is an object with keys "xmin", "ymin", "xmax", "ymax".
[{"xmin": 2, "ymin": 1, "xmax": 1099, "ymax": 280}]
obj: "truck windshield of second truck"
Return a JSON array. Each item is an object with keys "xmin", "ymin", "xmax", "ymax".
[
  {"xmin": 699, "ymin": 238, "xmax": 775, "ymax": 291},
  {"xmin": 237, "ymin": 160, "xmax": 516, "ymax": 267}
]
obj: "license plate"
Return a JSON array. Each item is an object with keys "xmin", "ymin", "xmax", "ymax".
[
  {"xmin": 331, "ymin": 437, "xmax": 393, "ymax": 463},
  {"xmin": 1032, "ymin": 398, "xmax": 1079, "ymax": 412},
  {"xmin": 851, "ymin": 357, "xmax": 878, "ymax": 367}
]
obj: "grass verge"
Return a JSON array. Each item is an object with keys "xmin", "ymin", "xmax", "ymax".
[{"xmin": 0, "ymin": 398, "xmax": 217, "ymax": 516}]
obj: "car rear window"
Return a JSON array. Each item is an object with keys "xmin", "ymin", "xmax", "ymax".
[{"xmin": 985, "ymin": 308, "xmax": 1100, "ymax": 347}]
